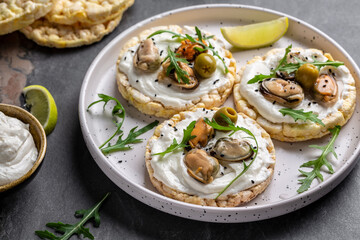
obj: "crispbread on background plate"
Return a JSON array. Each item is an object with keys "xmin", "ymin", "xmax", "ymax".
[
  {"xmin": 233, "ymin": 48, "xmax": 356, "ymax": 142},
  {"xmin": 0, "ymin": 0, "xmax": 53, "ymax": 35},
  {"xmin": 45, "ymin": 0, "xmax": 133, "ymax": 25},
  {"xmin": 145, "ymin": 108, "xmax": 276, "ymax": 207}
]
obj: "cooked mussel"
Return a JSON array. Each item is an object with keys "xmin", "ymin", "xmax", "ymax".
[
  {"xmin": 184, "ymin": 149, "xmax": 219, "ymax": 184},
  {"xmin": 210, "ymin": 137, "xmax": 253, "ymax": 162},
  {"xmin": 160, "ymin": 60, "xmax": 199, "ymax": 90},
  {"xmin": 260, "ymin": 78, "xmax": 304, "ymax": 108},
  {"xmin": 176, "ymin": 39, "xmax": 207, "ymax": 61},
  {"xmin": 189, "ymin": 118, "xmax": 214, "ymax": 148},
  {"xmin": 311, "ymin": 74, "xmax": 338, "ymax": 106},
  {"xmin": 133, "ymin": 39, "xmax": 161, "ymax": 72}
]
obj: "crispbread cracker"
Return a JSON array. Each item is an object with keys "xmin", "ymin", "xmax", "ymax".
[
  {"xmin": 116, "ymin": 25, "xmax": 238, "ymax": 119},
  {"xmin": 233, "ymin": 48, "xmax": 356, "ymax": 142},
  {"xmin": 145, "ymin": 108, "xmax": 276, "ymax": 207},
  {"xmin": 0, "ymin": 0, "xmax": 53, "ymax": 35},
  {"xmin": 20, "ymin": 14, "xmax": 122, "ymax": 48},
  {"xmin": 45, "ymin": 0, "xmax": 133, "ymax": 25}
]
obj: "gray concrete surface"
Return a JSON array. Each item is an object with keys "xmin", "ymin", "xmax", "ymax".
[{"xmin": 1, "ymin": 0, "xmax": 360, "ymax": 239}]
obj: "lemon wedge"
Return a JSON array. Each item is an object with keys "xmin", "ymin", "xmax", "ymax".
[
  {"xmin": 23, "ymin": 85, "xmax": 58, "ymax": 135},
  {"xmin": 221, "ymin": 17, "xmax": 289, "ymax": 49}
]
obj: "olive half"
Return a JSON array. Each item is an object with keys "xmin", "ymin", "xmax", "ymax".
[
  {"xmin": 194, "ymin": 53, "xmax": 217, "ymax": 78},
  {"xmin": 296, "ymin": 63, "xmax": 319, "ymax": 90},
  {"xmin": 213, "ymin": 107, "xmax": 238, "ymax": 127}
]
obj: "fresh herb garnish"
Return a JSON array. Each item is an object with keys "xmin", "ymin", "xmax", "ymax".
[
  {"xmin": 279, "ymin": 108, "xmax": 325, "ymax": 126},
  {"xmin": 247, "ymin": 44, "xmax": 344, "ymax": 84},
  {"xmin": 152, "ymin": 121, "xmax": 196, "ymax": 157},
  {"xmin": 147, "ymin": 26, "xmax": 228, "ymax": 73},
  {"xmin": 88, "ymin": 94, "xmax": 125, "ymax": 148},
  {"xmin": 101, "ymin": 121, "xmax": 159, "ymax": 154},
  {"xmin": 297, "ymin": 125, "xmax": 341, "ymax": 193},
  {"xmin": 35, "ymin": 193, "xmax": 110, "ymax": 240},
  {"xmin": 163, "ymin": 46, "xmax": 190, "ymax": 84},
  {"xmin": 204, "ymin": 114, "xmax": 259, "ymax": 199},
  {"xmin": 87, "ymin": 94, "xmax": 158, "ymax": 154}
]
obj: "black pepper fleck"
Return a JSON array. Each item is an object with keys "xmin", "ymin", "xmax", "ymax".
[{"xmin": 167, "ymin": 84, "xmax": 172, "ymax": 87}]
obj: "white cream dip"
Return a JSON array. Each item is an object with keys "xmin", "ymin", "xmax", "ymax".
[
  {"xmin": 149, "ymin": 108, "xmax": 274, "ymax": 199},
  {"xmin": 239, "ymin": 49, "xmax": 355, "ymax": 124},
  {"xmin": 118, "ymin": 26, "xmax": 233, "ymax": 109},
  {"xmin": 0, "ymin": 111, "xmax": 38, "ymax": 186}
]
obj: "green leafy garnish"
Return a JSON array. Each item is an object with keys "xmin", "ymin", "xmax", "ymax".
[
  {"xmin": 87, "ymin": 94, "xmax": 158, "ymax": 154},
  {"xmin": 88, "ymin": 94, "xmax": 125, "ymax": 148},
  {"xmin": 35, "ymin": 193, "xmax": 110, "ymax": 240},
  {"xmin": 152, "ymin": 121, "xmax": 196, "ymax": 157},
  {"xmin": 163, "ymin": 46, "xmax": 190, "ymax": 84},
  {"xmin": 147, "ymin": 26, "xmax": 228, "ymax": 73},
  {"xmin": 204, "ymin": 114, "xmax": 259, "ymax": 199},
  {"xmin": 297, "ymin": 126, "xmax": 341, "ymax": 193},
  {"xmin": 247, "ymin": 44, "xmax": 344, "ymax": 84},
  {"xmin": 101, "ymin": 121, "xmax": 159, "ymax": 154},
  {"xmin": 279, "ymin": 108, "xmax": 325, "ymax": 126}
]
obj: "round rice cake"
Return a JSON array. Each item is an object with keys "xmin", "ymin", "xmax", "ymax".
[
  {"xmin": 116, "ymin": 25, "xmax": 237, "ymax": 119},
  {"xmin": 45, "ymin": 0, "xmax": 133, "ymax": 25},
  {"xmin": 20, "ymin": 14, "xmax": 122, "ymax": 48},
  {"xmin": 233, "ymin": 47, "xmax": 356, "ymax": 142},
  {"xmin": 145, "ymin": 108, "xmax": 276, "ymax": 207},
  {"xmin": 0, "ymin": 0, "xmax": 53, "ymax": 35}
]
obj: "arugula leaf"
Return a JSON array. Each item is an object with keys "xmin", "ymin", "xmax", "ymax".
[
  {"xmin": 152, "ymin": 120, "xmax": 196, "ymax": 157},
  {"xmin": 87, "ymin": 94, "xmax": 125, "ymax": 148},
  {"xmin": 247, "ymin": 44, "xmax": 344, "ymax": 84},
  {"xmin": 297, "ymin": 126, "xmax": 341, "ymax": 193},
  {"xmin": 147, "ymin": 26, "xmax": 229, "ymax": 73},
  {"xmin": 87, "ymin": 94, "xmax": 158, "ymax": 154},
  {"xmin": 147, "ymin": 30, "xmax": 185, "ymax": 40},
  {"xmin": 204, "ymin": 114, "xmax": 259, "ymax": 199},
  {"xmin": 101, "ymin": 120, "xmax": 159, "ymax": 154},
  {"xmin": 35, "ymin": 193, "xmax": 110, "ymax": 240},
  {"xmin": 164, "ymin": 46, "xmax": 190, "ymax": 84},
  {"xmin": 279, "ymin": 108, "xmax": 325, "ymax": 126}
]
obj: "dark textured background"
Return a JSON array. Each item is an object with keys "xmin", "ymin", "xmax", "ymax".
[{"xmin": 1, "ymin": 0, "xmax": 360, "ymax": 239}]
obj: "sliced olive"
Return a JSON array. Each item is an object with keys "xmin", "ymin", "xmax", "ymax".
[
  {"xmin": 213, "ymin": 107, "xmax": 238, "ymax": 127},
  {"xmin": 194, "ymin": 53, "xmax": 217, "ymax": 78},
  {"xmin": 296, "ymin": 63, "xmax": 319, "ymax": 90}
]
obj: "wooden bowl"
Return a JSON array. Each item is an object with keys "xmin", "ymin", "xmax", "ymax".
[{"xmin": 0, "ymin": 103, "xmax": 47, "ymax": 192}]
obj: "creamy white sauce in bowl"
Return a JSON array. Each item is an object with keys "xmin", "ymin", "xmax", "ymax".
[
  {"xmin": 239, "ymin": 48, "xmax": 356, "ymax": 124},
  {"xmin": 0, "ymin": 104, "xmax": 46, "ymax": 192},
  {"xmin": 118, "ymin": 26, "xmax": 233, "ymax": 109},
  {"xmin": 148, "ymin": 108, "xmax": 275, "ymax": 199}
]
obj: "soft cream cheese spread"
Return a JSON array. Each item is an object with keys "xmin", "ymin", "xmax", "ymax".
[
  {"xmin": 239, "ymin": 49, "xmax": 355, "ymax": 124},
  {"xmin": 0, "ymin": 111, "xmax": 38, "ymax": 186},
  {"xmin": 118, "ymin": 26, "xmax": 232, "ymax": 109},
  {"xmin": 149, "ymin": 108, "xmax": 274, "ymax": 199}
]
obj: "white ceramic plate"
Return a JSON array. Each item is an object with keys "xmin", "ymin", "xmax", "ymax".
[{"xmin": 79, "ymin": 4, "xmax": 360, "ymax": 222}]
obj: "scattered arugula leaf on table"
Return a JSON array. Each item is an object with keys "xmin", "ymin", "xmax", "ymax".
[
  {"xmin": 204, "ymin": 114, "xmax": 259, "ymax": 199},
  {"xmin": 87, "ymin": 94, "xmax": 158, "ymax": 154},
  {"xmin": 247, "ymin": 44, "xmax": 344, "ymax": 84},
  {"xmin": 279, "ymin": 108, "xmax": 325, "ymax": 126},
  {"xmin": 152, "ymin": 120, "xmax": 196, "ymax": 157},
  {"xmin": 35, "ymin": 192, "xmax": 110, "ymax": 240},
  {"xmin": 297, "ymin": 125, "xmax": 341, "ymax": 193}
]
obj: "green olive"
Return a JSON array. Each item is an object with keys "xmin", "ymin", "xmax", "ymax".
[
  {"xmin": 213, "ymin": 107, "xmax": 238, "ymax": 127},
  {"xmin": 296, "ymin": 63, "xmax": 319, "ymax": 90},
  {"xmin": 194, "ymin": 53, "xmax": 217, "ymax": 78}
]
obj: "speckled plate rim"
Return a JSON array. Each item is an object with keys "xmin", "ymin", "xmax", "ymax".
[
  {"xmin": 79, "ymin": 4, "xmax": 360, "ymax": 222},
  {"xmin": 0, "ymin": 103, "xmax": 47, "ymax": 192}
]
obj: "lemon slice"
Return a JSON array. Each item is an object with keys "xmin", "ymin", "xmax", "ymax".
[
  {"xmin": 221, "ymin": 17, "xmax": 289, "ymax": 49},
  {"xmin": 23, "ymin": 85, "xmax": 58, "ymax": 135}
]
